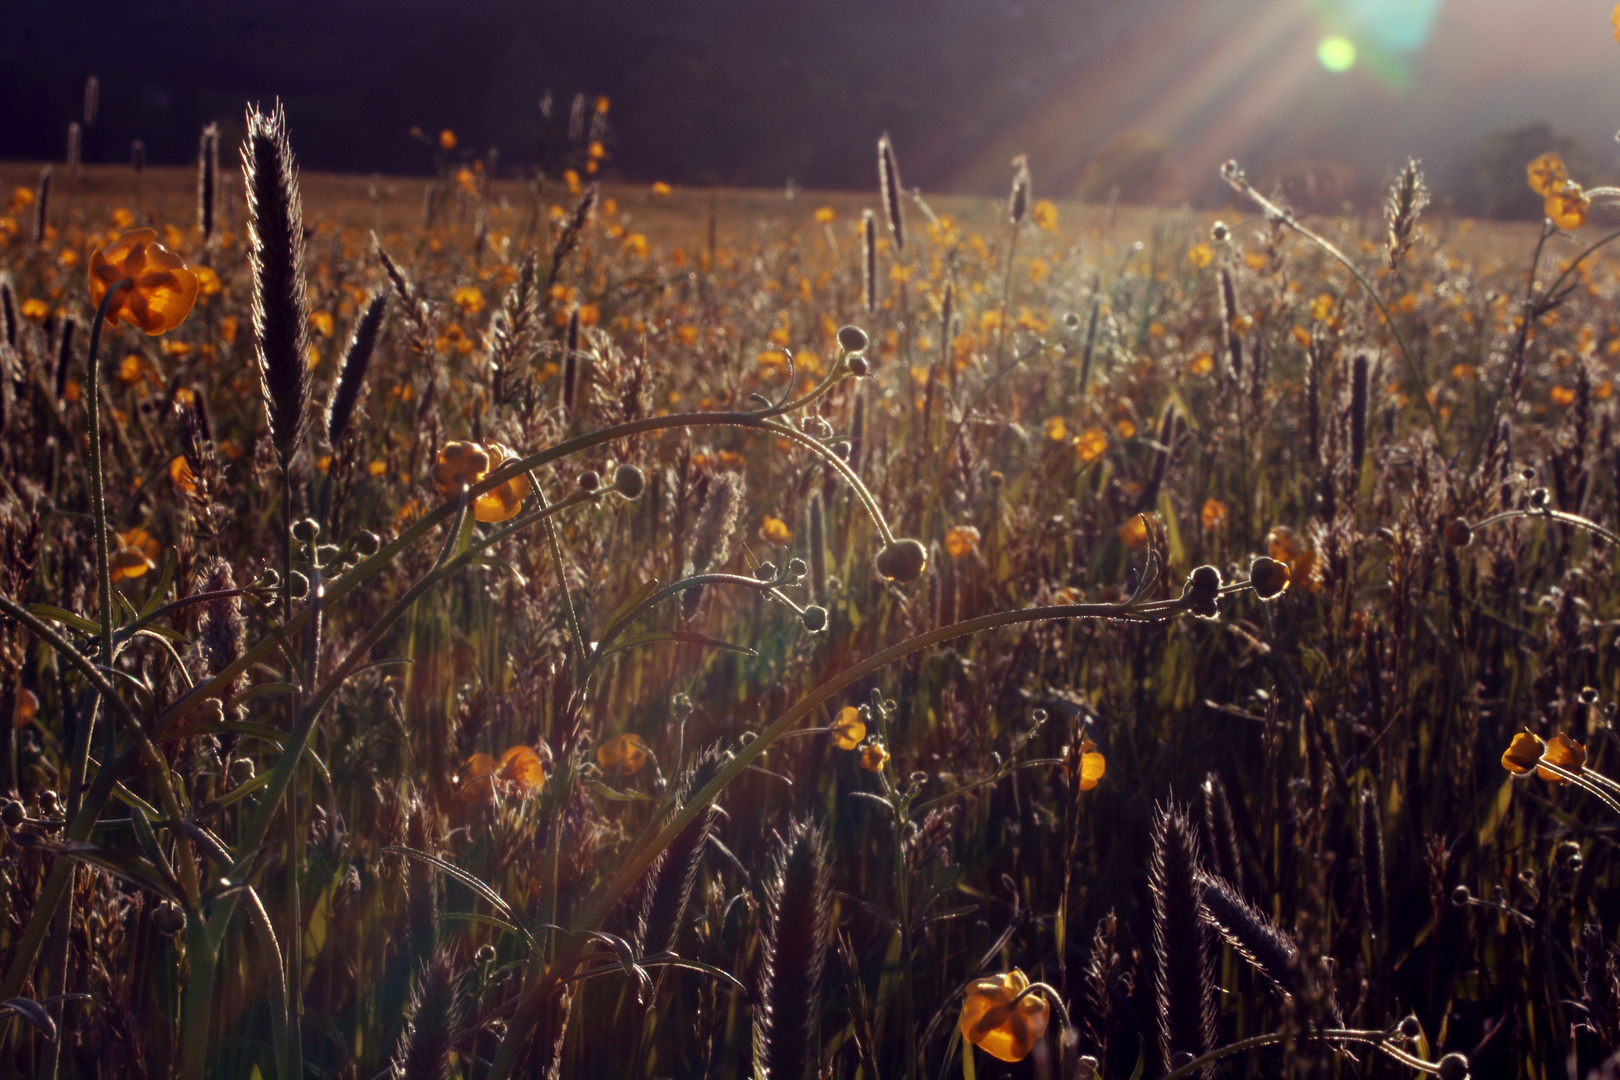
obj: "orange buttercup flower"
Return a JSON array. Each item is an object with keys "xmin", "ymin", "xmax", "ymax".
[
  {"xmin": 109, "ymin": 527, "xmax": 160, "ymax": 583},
  {"xmin": 1526, "ymin": 154, "xmax": 1567, "ymax": 198},
  {"xmin": 459, "ymin": 745, "xmax": 547, "ymax": 801},
  {"xmin": 959, "ymin": 969, "xmax": 1050, "ymax": 1063},
  {"xmin": 1067, "ymin": 738, "xmax": 1106, "ymax": 792},
  {"xmin": 860, "ymin": 740, "xmax": 890, "ymax": 773},
  {"xmin": 596, "ymin": 734, "xmax": 652, "ymax": 775},
  {"xmin": 830, "ymin": 707, "xmax": 866, "ymax": 750},
  {"xmin": 1501, "ymin": 731, "xmax": 1544, "ymax": 776},
  {"xmin": 496, "ymin": 745, "xmax": 547, "ymax": 795},
  {"xmin": 88, "ymin": 229, "xmax": 200, "ymax": 335},
  {"xmin": 473, "ymin": 443, "xmax": 527, "ymax": 523},
  {"xmin": 431, "ymin": 441, "xmax": 493, "ymax": 497},
  {"xmin": 944, "ymin": 525, "xmax": 980, "ymax": 559},
  {"xmin": 1546, "ymin": 183, "xmax": 1589, "ymax": 230},
  {"xmin": 1538, "ymin": 732, "xmax": 1587, "ymax": 784}
]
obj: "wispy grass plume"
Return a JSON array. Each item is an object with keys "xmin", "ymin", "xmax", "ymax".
[
  {"xmin": 636, "ymin": 747, "xmax": 726, "ymax": 955},
  {"xmin": 326, "ymin": 293, "xmax": 386, "ymax": 445},
  {"xmin": 387, "ymin": 947, "xmax": 468, "ymax": 1080},
  {"xmin": 878, "ymin": 134, "xmax": 905, "ymax": 252},
  {"xmin": 242, "ymin": 101, "xmax": 312, "ymax": 467},
  {"xmin": 753, "ymin": 818, "xmax": 832, "ymax": 1080},
  {"xmin": 198, "ymin": 122, "xmax": 220, "ymax": 241},
  {"xmin": 1149, "ymin": 801, "xmax": 1215, "ymax": 1075}
]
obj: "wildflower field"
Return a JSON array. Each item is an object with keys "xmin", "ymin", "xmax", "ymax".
[{"xmin": 0, "ymin": 101, "xmax": 1619, "ymax": 1080}]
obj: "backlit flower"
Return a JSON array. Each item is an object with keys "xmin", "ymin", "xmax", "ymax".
[
  {"xmin": 1501, "ymin": 731, "xmax": 1544, "ymax": 775},
  {"xmin": 1527, "ymin": 154, "xmax": 1567, "ymax": 197},
  {"xmin": 431, "ymin": 441, "xmax": 492, "ymax": 497},
  {"xmin": 597, "ymin": 733, "xmax": 652, "ymax": 775},
  {"xmin": 830, "ymin": 707, "xmax": 866, "ymax": 750},
  {"xmin": 1546, "ymin": 183, "xmax": 1588, "ymax": 230},
  {"xmin": 473, "ymin": 443, "xmax": 527, "ymax": 523},
  {"xmin": 109, "ymin": 527, "xmax": 160, "ymax": 583},
  {"xmin": 88, "ymin": 228, "xmax": 199, "ymax": 335},
  {"xmin": 959, "ymin": 969, "xmax": 1050, "ymax": 1063},
  {"xmin": 1067, "ymin": 738, "xmax": 1106, "ymax": 792},
  {"xmin": 860, "ymin": 740, "xmax": 889, "ymax": 773},
  {"xmin": 1201, "ymin": 498, "xmax": 1229, "ymax": 530},
  {"xmin": 1187, "ymin": 242, "xmax": 1213, "ymax": 268},
  {"xmin": 1075, "ymin": 427, "xmax": 1108, "ymax": 464},
  {"xmin": 760, "ymin": 515, "xmax": 793, "ymax": 544},
  {"xmin": 439, "ymin": 129, "xmax": 457, "ymax": 151},
  {"xmin": 944, "ymin": 525, "xmax": 980, "ymax": 559},
  {"xmin": 1538, "ymin": 732, "xmax": 1587, "ymax": 783},
  {"xmin": 1031, "ymin": 199, "xmax": 1058, "ymax": 232}
]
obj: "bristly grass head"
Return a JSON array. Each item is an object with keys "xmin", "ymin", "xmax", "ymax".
[
  {"xmin": 326, "ymin": 292, "xmax": 386, "ymax": 445},
  {"xmin": 1386, "ymin": 157, "xmax": 1429, "ymax": 272},
  {"xmin": 1149, "ymin": 801, "xmax": 1215, "ymax": 1076},
  {"xmin": 242, "ymin": 101, "xmax": 312, "ymax": 468},
  {"xmin": 878, "ymin": 133, "xmax": 905, "ymax": 252},
  {"xmin": 753, "ymin": 818, "xmax": 832, "ymax": 1080}
]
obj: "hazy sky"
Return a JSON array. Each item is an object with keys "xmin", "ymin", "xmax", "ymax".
[{"xmin": 0, "ymin": 0, "xmax": 1615, "ymax": 199}]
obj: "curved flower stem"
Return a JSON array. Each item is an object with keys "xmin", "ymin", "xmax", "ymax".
[
  {"xmin": 84, "ymin": 279, "xmax": 132, "ymax": 755},
  {"xmin": 1220, "ymin": 169, "xmax": 1442, "ymax": 444},
  {"xmin": 757, "ymin": 416, "xmax": 896, "ymax": 545},
  {"xmin": 1469, "ymin": 507, "xmax": 1620, "ymax": 549},
  {"xmin": 754, "ymin": 351, "xmax": 852, "ymax": 418},
  {"xmin": 486, "ymin": 594, "xmax": 1192, "ymax": 1080},
  {"xmin": 1159, "ymin": 1028, "xmax": 1443, "ymax": 1080},
  {"xmin": 46, "ymin": 279, "xmax": 129, "ymax": 1079}
]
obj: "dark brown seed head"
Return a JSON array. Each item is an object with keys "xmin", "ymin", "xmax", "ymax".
[
  {"xmin": 1248, "ymin": 556, "xmax": 1289, "ymax": 600},
  {"xmin": 614, "ymin": 463, "xmax": 645, "ymax": 500},
  {"xmin": 837, "ymin": 325, "xmax": 869, "ymax": 354},
  {"xmin": 242, "ymin": 101, "xmax": 312, "ymax": 467},
  {"xmin": 875, "ymin": 539, "xmax": 928, "ymax": 583},
  {"xmin": 1443, "ymin": 518, "xmax": 1473, "ymax": 547}
]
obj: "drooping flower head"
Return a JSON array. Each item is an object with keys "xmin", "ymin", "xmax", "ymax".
[
  {"xmin": 88, "ymin": 229, "xmax": 199, "ymax": 335},
  {"xmin": 959, "ymin": 969, "xmax": 1050, "ymax": 1062}
]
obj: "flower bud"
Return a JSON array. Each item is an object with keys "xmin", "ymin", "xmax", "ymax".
[
  {"xmin": 578, "ymin": 470, "xmax": 600, "ymax": 492},
  {"xmin": 1398, "ymin": 1015, "xmax": 1422, "ymax": 1040},
  {"xmin": 847, "ymin": 355, "xmax": 870, "ymax": 377},
  {"xmin": 837, "ymin": 325, "xmax": 869, "ymax": 354},
  {"xmin": 290, "ymin": 518, "xmax": 320, "ymax": 544},
  {"xmin": 1248, "ymin": 556, "xmax": 1290, "ymax": 600},
  {"xmin": 1442, "ymin": 518, "xmax": 1472, "ymax": 547},
  {"xmin": 351, "ymin": 529, "xmax": 381, "ymax": 556},
  {"xmin": 1437, "ymin": 1053, "xmax": 1470, "ymax": 1080},
  {"xmin": 801, "ymin": 605, "xmax": 828, "ymax": 632},
  {"xmin": 755, "ymin": 561, "xmax": 777, "ymax": 580},
  {"xmin": 875, "ymin": 538, "xmax": 928, "ymax": 583},
  {"xmin": 613, "ymin": 463, "xmax": 645, "ymax": 500},
  {"xmin": 0, "ymin": 800, "xmax": 25, "ymax": 828},
  {"xmin": 786, "ymin": 557, "xmax": 807, "ymax": 578},
  {"xmin": 153, "ymin": 901, "xmax": 187, "ymax": 935},
  {"xmin": 288, "ymin": 571, "xmax": 310, "ymax": 600}
]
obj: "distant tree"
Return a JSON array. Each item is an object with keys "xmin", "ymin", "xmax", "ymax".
[
  {"xmin": 1076, "ymin": 129, "xmax": 1176, "ymax": 205},
  {"xmin": 1260, "ymin": 159, "xmax": 1363, "ymax": 216},
  {"xmin": 1452, "ymin": 122, "xmax": 1608, "ymax": 220}
]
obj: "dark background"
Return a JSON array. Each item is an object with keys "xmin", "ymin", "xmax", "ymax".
[{"xmin": 2, "ymin": 0, "xmax": 1616, "ymax": 211}]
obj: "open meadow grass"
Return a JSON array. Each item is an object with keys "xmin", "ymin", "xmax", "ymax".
[{"xmin": 0, "ymin": 115, "xmax": 1617, "ymax": 1080}]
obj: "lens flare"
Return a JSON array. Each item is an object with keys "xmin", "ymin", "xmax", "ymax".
[{"xmin": 1318, "ymin": 35, "xmax": 1357, "ymax": 72}]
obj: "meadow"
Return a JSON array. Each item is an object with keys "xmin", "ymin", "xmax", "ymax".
[{"xmin": 0, "ymin": 110, "xmax": 1615, "ymax": 1080}]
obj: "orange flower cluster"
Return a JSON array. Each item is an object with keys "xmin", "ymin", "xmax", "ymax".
[
  {"xmin": 430, "ymin": 441, "xmax": 528, "ymax": 523},
  {"xmin": 459, "ymin": 745, "xmax": 547, "ymax": 802},
  {"xmin": 1501, "ymin": 731, "xmax": 1586, "ymax": 784}
]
